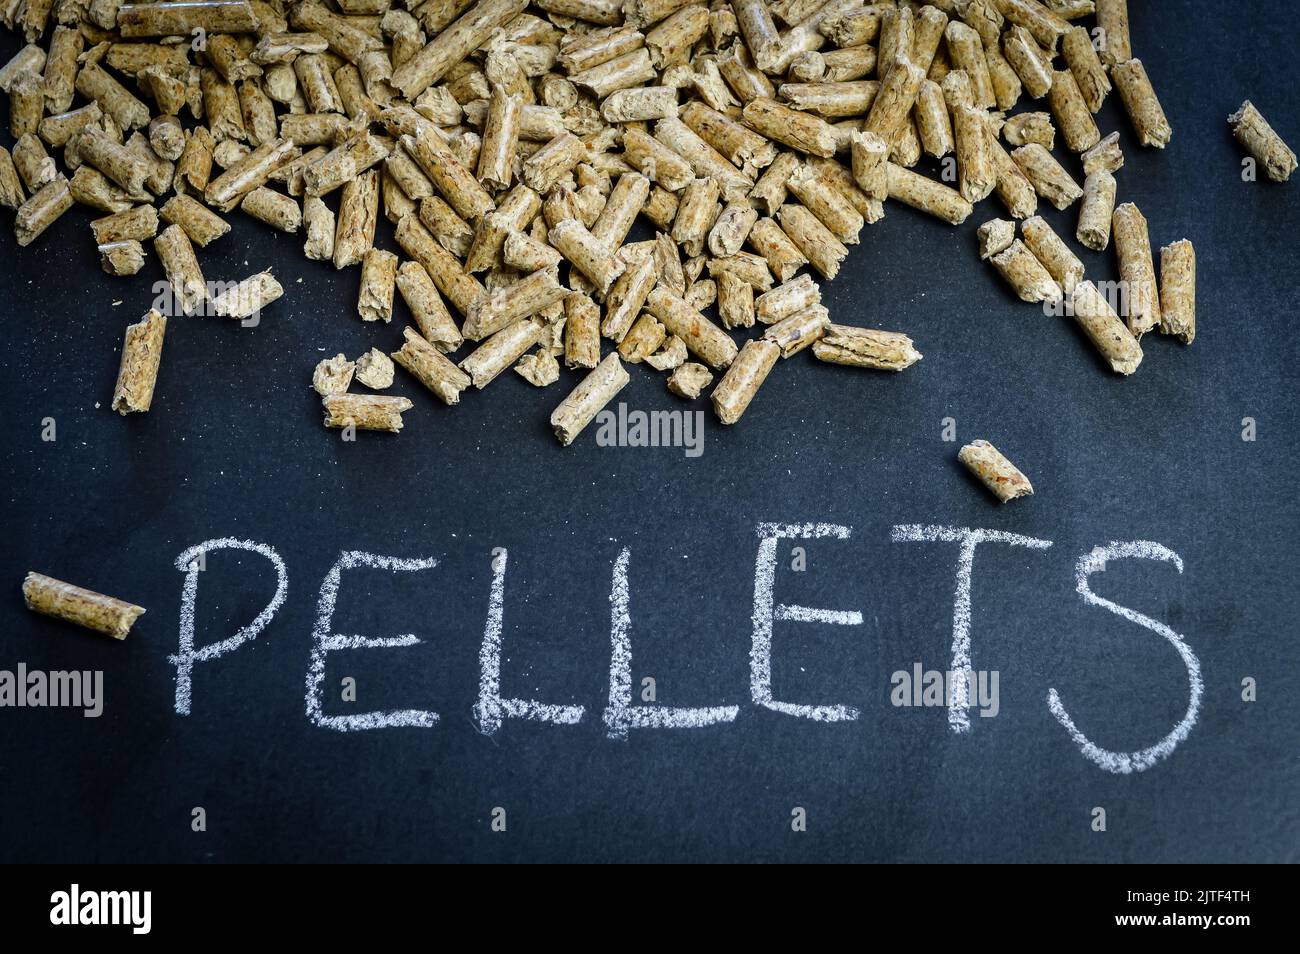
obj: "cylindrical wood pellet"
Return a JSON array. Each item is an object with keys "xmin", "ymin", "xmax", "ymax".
[
  {"xmin": 1111, "ymin": 59, "xmax": 1171, "ymax": 149},
  {"xmin": 1112, "ymin": 201, "xmax": 1161, "ymax": 337},
  {"xmin": 322, "ymin": 393, "xmax": 413, "ymax": 432},
  {"xmin": 1228, "ymin": 101, "xmax": 1297, "ymax": 183},
  {"xmin": 645, "ymin": 286, "xmax": 738, "ymax": 369},
  {"xmin": 1070, "ymin": 279, "xmax": 1143, "ymax": 375},
  {"xmin": 1011, "ymin": 143, "xmax": 1082, "ymax": 209},
  {"xmin": 1076, "ymin": 169, "xmax": 1116, "ymax": 251},
  {"xmin": 776, "ymin": 201, "xmax": 848, "ymax": 277},
  {"xmin": 1022, "ymin": 215, "xmax": 1084, "ymax": 295},
  {"xmin": 1048, "ymin": 68, "xmax": 1100, "ymax": 153},
  {"xmin": 763, "ymin": 303, "xmax": 830, "ymax": 357},
  {"xmin": 1159, "ymin": 239, "xmax": 1196, "ymax": 345},
  {"xmin": 885, "ymin": 162, "xmax": 973, "ymax": 224},
  {"xmin": 711, "ymin": 338, "xmax": 779, "ymax": 425},
  {"xmin": 990, "ymin": 239, "xmax": 1061, "ymax": 304},
  {"xmin": 22, "ymin": 572, "xmax": 146, "ymax": 639},
  {"xmin": 812, "ymin": 324, "xmax": 922, "ymax": 370},
  {"xmin": 958, "ymin": 440, "xmax": 1034, "ymax": 503},
  {"xmin": 333, "ymin": 169, "xmax": 380, "ymax": 269},
  {"xmin": 392, "ymin": 325, "xmax": 472, "ymax": 403},
  {"xmin": 111, "ymin": 308, "xmax": 166, "ymax": 414}
]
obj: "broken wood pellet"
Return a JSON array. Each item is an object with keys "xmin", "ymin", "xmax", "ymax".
[
  {"xmin": 712, "ymin": 338, "xmax": 779, "ymax": 424},
  {"xmin": 550, "ymin": 351, "xmax": 629, "ymax": 445},
  {"xmin": 313, "ymin": 353, "xmax": 355, "ymax": 396},
  {"xmin": 1070, "ymin": 279, "xmax": 1144, "ymax": 375},
  {"xmin": 22, "ymin": 571, "xmax": 145, "ymax": 639},
  {"xmin": 990, "ymin": 239, "xmax": 1061, "ymax": 305},
  {"xmin": 99, "ymin": 240, "xmax": 147, "ymax": 276},
  {"xmin": 392, "ymin": 325, "xmax": 472, "ymax": 403},
  {"xmin": 763, "ymin": 303, "xmax": 830, "ymax": 357},
  {"xmin": 210, "ymin": 270, "xmax": 284, "ymax": 321},
  {"xmin": 1076, "ymin": 169, "xmax": 1117, "ymax": 251},
  {"xmin": 1158, "ymin": 239, "xmax": 1196, "ymax": 345},
  {"xmin": 618, "ymin": 312, "xmax": 667, "ymax": 363},
  {"xmin": 1228, "ymin": 101, "xmax": 1297, "ymax": 183},
  {"xmin": 1111, "ymin": 202, "xmax": 1161, "ymax": 337},
  {"xmin": 1081, "ymin": 131, "xmax": 1124, "ymax": 176},
  {"xmin": 1003, "ymin": 112, "xmax": 1056, "ymax": 150},
  {"xmin": 358, "ymin": 248, "xmax": 399, "ymax": 322},
  {"xmin": 355, "ymin": 348, "xmax": 395, "ymax": 389},
  {"xmin": 958, "ymin": 440, "xmax": 1034, "ymax": 503},
  {"xmin": 111, "ymin": 308, "xmax": 166, "ymax": 414},
  {"xmin": 515, "ymin": 349, "xmax": 560, "ymax": 387},
  {"xmin": 812, "ymin": 324, "xmax": 922, "ymax": 371},
  {"xmin": 977, "ymin": 218, "xmax": 1016, "ymax": 260},
  {"xmin": 154, "ymin": 223, "xmax": 206, "ymax": 313},
  {"xmin": 322, "ymin": 393, "xmax": 413, "ymax": 433}
]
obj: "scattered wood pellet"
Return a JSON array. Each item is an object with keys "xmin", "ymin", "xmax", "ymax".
[
  {"xmin": 0, "ymin": 0, "xmax": 1203, "ymax": 461},
  {"xmin": 313, "ymin": 354, "xmax": 356, "ymax": 397},
  {"xmin": 812, "ymin": 324, "xmax": 922, "ymax": 371},
  {"xmin": 111, "ymin": 308, "xmax": 166, "ymax": 414},
  {"xmin": 550, "ymin": 351, "xmax": 629, "ymax": 445},
  {"xmin": 22, "ymin": 571, "xmax": 145, "ymax": 639},
  {"xmin": 1158, "ymin": 239, "xmax": 1196, "ymax": 345},
  {"xmin": 958, "ymin": 440, "xmax": 1034, "ymax": 503},
  {"xmin": 322, "ymin": 393, "xmax": 413, "ymax": 433},
  {"xmin": 355, "ymin": 348, "xmax": 395, "ymax": 389},
  {"xmin": 210, "ymin": 269, "xmax": 284, "ymax": 321},
  {"xmin": 1228, "ymin": 101, "xmax": 1297, "ymax": 183}
]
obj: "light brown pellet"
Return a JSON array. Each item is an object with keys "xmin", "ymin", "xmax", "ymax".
[
  {"xmin": 355, "ymin": 348, "xmax": 396, "ymax": 390},
  {"xmin": 711, "ymin": 338, "xmax": 779, "ymax": 424},
  {"xmin": 241, "ymin": 186, "xmax": 302, "ymax": 232},
  {"xmin": 205, "ymin": 136, "xmax": 298, "ymax": 211},
  {"xmin": 358, "ymin": 248, "xmax": 399, "ymax": 322},
  {"xmin": 1002, "ymin": 25, "xmax": 1053, "ymax": 101},
  {"xmin": 645, "ymin": 285, "xmax": 738, "ymax": 369},
  {"xmin": 391, "ymin": 325, "xmax": 472, "ymax": 403},
  {"xmin": 1111, "ymin": 59, "xmax": 1171, "ymax": 149},
  {"xmin": 464, "ymin": 265, "xmax": 566, "ymax": 340},
  {"xmin": 395, "ymin": 260, "xmax": 463, "ymax": 352},
  {"xmin": 1112, "ymin": 202, "xmax": 1161, "ymax": 337},
  {"xmin": 618, "ymin": 312, "xmax": 667, "ymax": 363},
  {"xmin": 548, "ymin": 217, "xmax": 625, "ymax": 294},
  {"xmin": 395, "ymin": 214, "xmax": 485, "ymax": 314},
  {"xmin": 1061, "ymin": 25, "xmax": 1109, "ymax": 113},
  {"xmin": 885, "ymin": 162, "xmax": 973, "ymax": 224},
  {"xmin": 1011, "ymin": 143, "xmax": 1082, "ymax": 209},
  {"xmin": 601, "ymin": 250, "xmax": 657, "ymax": 341},
  {"xmin": 22, "ymin": 572, "xmax": 145, "ymax": 639},
  {"xmin": 550, "ymin": 351, "xmax": 629, "ymax": 445},
  {"xmin": 656, "ymin": 115, "xmax": 753, "ymax": 199},
  {"xmin": 154, "ymin": 223, "xmax": 206, "ymax": 313},
  {"xmin": 322, "ymin": 393, "xmax": 413, "ymax": 432},
  {"xmin": 746, "ymin": 215, "xmax": 807, "ymax": 282},
  {"xmin": 812, "ymin": 324, "xmax": 922, "ymax": 371},
  {"xmin": 562, "ymin": 290, "xmax": 600, "ymax": 369},
  {"xmin": 1076, "ymin": 169, "xmax": 1116, "ymax": 252},
  {"xmin": 1095, "ymin": 0, "xmax": 1131, "ymax": 67},
  {"xmin": 862, "ymin": 56, "xmax": 927, "ymax": 151},
  {"xmin": 1003, "ymin": 111, "xmax": 1055, "ymax": 150},
  {"xmin": 776, "ymin": 201, "xmax": 848, "ymax": 277},
  {"xmin": 1022, "ymin": 215, "xmax": 1084, "ymax": 295},
  {"xmin": 1070, "ymin": 279, "xmax": 1143, "ymax": 375},
  {"xmin": 1158, "ymin": 239, "xmax": 1196, "ymax": 345},
  {"xmin": 913, "ymin": 81, "xmax": 954, "ymax": 159},
  {"xmin": 681, "ymin": 100, "xmax": 778, "ymax": 175},
  {"xmin": 944, "ymin": 22, "xmax": 994, "ymax": 109},
  {"xmin": 990, "ymin": 239, "xmax": 1061, "ymax": 304},
  {"xmin": 667, "ymin": 360, "xmax": 713, "ymax": 399},
  {"xmin": 977, "ymin": 218, "xmax": 1016, "ymax": 260},
  {"xmin": 763, "ymin": 303, "xmax": 829, "ymax": 357},
  {"xmin": 313, "ymin": 354, "xmax": 355, "ymax": 396},
  {"xmin": 160, "ymin": 193, "xmax": 229, "ymax": 247},
  {"xmin": 1048, "ymin": 69, "xmax": 1100, "ymax": 153},
  {"xmin": 402, "ymin": 125, "xmax": 494, "ymax": 220},
  {"xmin": 333, "ymin": 168, "xmax": 380, "ymax": 269},
  {"xmin": 111, "ymin": 308, "xmax": 166, "ymax": 414},
  {"xmin": 1228, "ymin": 101, "xmax": 1297, "ymax": 183},
  {"xmin": 787, "ymin": 161, "xmax": 863, "ymax": 243},
  {"xmin": 1081, "ymin": 130, "xmax": 1124, "ymax": 175},
  {"xmin": 210, "ymin": 269, "xmax": 284, "ymax": 321},
  {"xmin": 959, "ymin": 440, "xmax": 1034, "ymax": 503},
  {"xmin": 302, "ymin": 194, "xmax": 335, "ymax": 260},
  {"xmin": 459, "ymin": 316, "xmax": 547, "ymax": 388}
]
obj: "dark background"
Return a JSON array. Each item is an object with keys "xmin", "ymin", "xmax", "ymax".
[{"xmin": 1, "ymin": 0, "xmax": 1297, "ymax": 863}]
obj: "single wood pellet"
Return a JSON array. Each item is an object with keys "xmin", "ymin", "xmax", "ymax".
[{"xmin": 22, "ymin": 571, "xmax": 146, "ymax": 639}]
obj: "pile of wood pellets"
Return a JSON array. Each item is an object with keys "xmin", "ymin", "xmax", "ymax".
[{"xmin": 2, "ymin": 0, "xmax": 1296, "ymax": 461}]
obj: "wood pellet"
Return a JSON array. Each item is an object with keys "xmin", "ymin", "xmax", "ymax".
[{"xmin": 0, "ymin": 0, "xmax": 1204, "ymax": 476}]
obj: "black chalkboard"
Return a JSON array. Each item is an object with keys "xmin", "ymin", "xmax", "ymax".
[{"xmin": 2, "ymin": 0, "xmax": 1298, "ymax": 863}]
